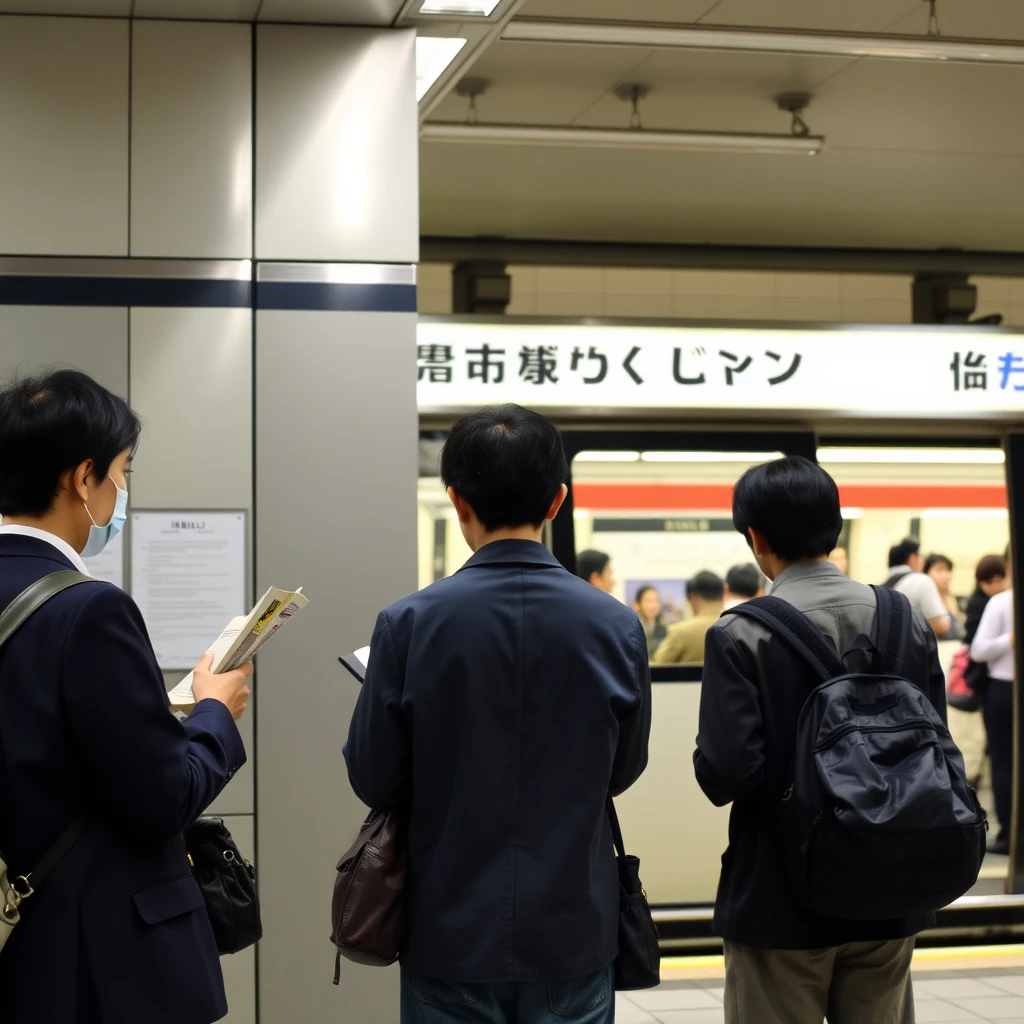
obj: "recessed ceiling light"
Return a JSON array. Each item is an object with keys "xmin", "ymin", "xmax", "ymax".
[
  {"xmin": 574, "ymin": 451, "xmax": 641, "ymax": 462},
  {"xmin": 920, "ymin": 508, "xmax": 1008, "ymax": 520},
  {"xmin": 415, "ymin": 36, "xmax": 468, "ymax": 102},
  {"xmin": 421, "ymin": 0, "xmax": 501, "ymax": 14},
  {"xmin": 841, "ymin": 507, "xmax": 865, "ymax": 520},
  {"xmin": 640, "ymin": 451, "xmax": 784, "ymax": 462}
]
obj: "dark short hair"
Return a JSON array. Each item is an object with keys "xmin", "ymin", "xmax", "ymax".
[
  {"xmin": 726, "ymin": 563, "xmax": 763, "ymax": 599},
  {"xmin": 0, "ymin": 369, "xmax": 141, "ymax": 517},
  {"xmin": 440, "ymin": 404, "xmax": 567, "ymax": 532},
  {"xmin": 732, "ymin": 456, "xmax": 842, "ymax": 561},
  {"xmin": 577, "ymin": 549, "xmax": 611, "ymax": 582},
  {"xmin": 688, "ymin": 570, "xmax": 724, "ymax": 602},
  {"xmin": 924, "ymin": 553, "xmax": 953, "ymax": 575},
  {"xmin": 976, "ymin": 554, "xmax": 1007, "ymax": 585},
  {"xmin": 633, "ymin": 584, "xmax": 658, "ymax": 604},
  {"xmin": 888, "ymin": 537, "xmax": 921, "ymax": 569}
]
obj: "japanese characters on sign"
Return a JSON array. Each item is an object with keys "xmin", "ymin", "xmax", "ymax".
[{"xmin": 417, "ymin": 321, "xmax": 1024, "ymax": 416}]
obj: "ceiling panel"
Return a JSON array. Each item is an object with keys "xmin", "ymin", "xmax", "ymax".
[
  {"xmin": 0, "ymin": 1, "xmax": 129, "ymax": 12},
  {"xmin": 134, "ymin": 0, "xmax": 259, "ymax": 17},
  {"xmin": 519, "ymin": 0, "xmax": 717, "ymax": 23},
  {"xmin": 420, "ymin": 142, "xmax": 1024, "ymax": 250},
  {"xmin": 257, "ymin": 0, "xmax": 405, "ymax": 23},
  {"xmin": 711, "ymin": 0, "xmax": 922, "ymax": 33}
]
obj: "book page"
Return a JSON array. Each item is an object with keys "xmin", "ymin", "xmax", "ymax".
[{"xmin": 168, "ymin": 589, "xmax": 308, "ymax": 713}]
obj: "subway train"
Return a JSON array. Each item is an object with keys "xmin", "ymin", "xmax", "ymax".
[{"xmin": 417, "ymin": 313, "xmax": 1024, "ymax": 950}]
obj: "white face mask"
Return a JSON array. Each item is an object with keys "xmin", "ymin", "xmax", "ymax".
[{"xmin": 81, "ymin": 482, "xmax": 128, "ymax": 558}]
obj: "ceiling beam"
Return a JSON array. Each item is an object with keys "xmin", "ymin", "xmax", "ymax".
[{"xmin": 419, "ymin": 237, "xmax": 1024, "ymax": 276}]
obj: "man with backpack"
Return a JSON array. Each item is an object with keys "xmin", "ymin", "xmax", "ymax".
[{"xmin": 694, "ymin": 456, "xmax": 983, "ymax": 1024}]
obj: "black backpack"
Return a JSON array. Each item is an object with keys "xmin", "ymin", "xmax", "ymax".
[{"xmin": 726, "ymin": 585, "xmax": 986, "ymax": 922}]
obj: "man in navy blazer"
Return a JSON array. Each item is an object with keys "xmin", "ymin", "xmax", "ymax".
[
  {"xmin": 0, "ymin": 369, "xmax": 253, "ymax": 1023},
  {"xmin": 345, "ymin": 405, "xmax": 652, "ymax": 1024}
]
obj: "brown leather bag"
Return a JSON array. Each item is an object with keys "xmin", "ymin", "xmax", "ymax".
[{"xmin": 330, "ymin": 809, "xmax": 407, "ymax": 981}]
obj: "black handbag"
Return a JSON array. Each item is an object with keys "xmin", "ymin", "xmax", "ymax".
[
  {"xmin": 607, "ymin": 798, "xmax": 660, "ymax": 991},
  {"xmin": 185, "ymin": 816, "xmax": 262, "ymax": 955}
]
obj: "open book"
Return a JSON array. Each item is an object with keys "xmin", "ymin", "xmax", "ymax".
[{"xmin": 169, "ymin": 586, "xmax": 310, "ymax": 713}]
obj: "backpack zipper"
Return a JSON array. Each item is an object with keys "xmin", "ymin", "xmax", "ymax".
[{"xmin": 813, "ymin": 716, "xmax": 937, "ymax": 754}]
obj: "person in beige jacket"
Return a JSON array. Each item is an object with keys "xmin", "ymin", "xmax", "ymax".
[{"xmin": 652, "ymin": 571, "xmax": 725, "ymax": 665}]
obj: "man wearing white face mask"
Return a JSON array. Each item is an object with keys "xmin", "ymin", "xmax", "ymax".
[{"xmin": 0, "ymin": 369, "xmax": 253, "ymax": 1024}]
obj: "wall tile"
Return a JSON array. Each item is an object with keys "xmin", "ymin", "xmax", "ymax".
[
  {"xmin": 418, "ymin": 289, "xmax": 451, "ymax": 315},
  {"xmin": 605, "ymin": 294, "xmax": 674, "ymax": 318},
  {"xmin": 672, "ymin": 270, "xmax": 712, "ymax": 296},
  {"xmin": 1010, "ymin": 278, "xmax": 1024, "ymax": 304},
  {"xmin": 709, "ymin": 271, "xmax": 776, "ymax": 298},
  {"xmin": 129, "ymin": 307, "xmax": 252, "ymax": 510},
  {"xmin": 131, "ymin": 21, "xmax": 252, "ymax": 258},
  {"xmin": 776, "ymin": 272, "xmax": 841, "ymax": 298},
  {"xmin": 1008, "ymin": 304, "xmax": 1024, "ymax": 326},
  {"xmin": 841, "ymin": 274, "xmax": 911, "ymax": 300},
  {"xmin": 975, "ymin": 276, "xmax": 1011, "ymax": 303},
  {"xmin": 840, "ymin": 298, "xmax": 912, "ymax": 324},
  {"xmin": 0, "ymin": 16, "xmax": 128, "ymax": 255},
  {"xmin": 776, "ymin": 297, "xmax": 843, "ymax": 322},
  {"xmin": 605, "ymin": 268, "xmax": 673, "ymax": 295},
  {"xmin": 416, "ymin": 263, "xmax": 451, "ymax": 293},
  {"xmin": 0, "ymin": 306, "xmax": 127, "ymax": 393},
  {"xmin": 709, "ymin": 297, "xmax": 776, "ymax": 320},
  {"xmin": 673, "ymin": 296, "xmax": 714, "ymax": 320},
  {"xmin": 256, "ymin": 26, "xmax": 417, "ymax": 262},
  {"xmin": 535, "ymin": 292, "xmax": 605, "ymax": 317},
  {"xmin": 535, "ymin": 266, "xmax": 605, "ymax": 294}
]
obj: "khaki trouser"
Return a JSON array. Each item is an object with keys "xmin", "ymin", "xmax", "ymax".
[
  {"xmin": 723, "ymin": 938, "xmax": 915, "ymax": 1024},
  {"xmin": 946, "ymin": 705, "xmax": 988, "ymax": 786}
]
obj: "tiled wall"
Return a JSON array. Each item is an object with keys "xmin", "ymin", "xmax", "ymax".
[{"xmin": 419, "ymin": 264, "xmax": 1024, "ymax": 325}]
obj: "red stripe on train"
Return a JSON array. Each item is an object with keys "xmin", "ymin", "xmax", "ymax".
[{"xmin": 571, "ymin": 483, "xmax": 1007, "ymax": 511}]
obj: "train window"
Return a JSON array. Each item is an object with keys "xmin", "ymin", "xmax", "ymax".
[{"xmin": 570, "ymin": 449, "xmax": 783, "ymax": 667}]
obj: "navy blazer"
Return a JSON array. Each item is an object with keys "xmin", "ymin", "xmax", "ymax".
[
  {"xmin": 0, "ymin": 535, "xmax": 246, "ymax": 1024},
  {"xmin": 344, "ymin": 540, "xmax": 652, "ymax": 983}
]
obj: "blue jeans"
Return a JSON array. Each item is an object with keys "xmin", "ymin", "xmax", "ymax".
[{"xmin": 401, "ymin": 965, "xmax": 615, "ymax": 1024}]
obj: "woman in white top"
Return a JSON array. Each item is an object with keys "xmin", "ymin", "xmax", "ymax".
[{"xmin": 971, "ymin": 566, "xmax": 1014, "ymax": 855}]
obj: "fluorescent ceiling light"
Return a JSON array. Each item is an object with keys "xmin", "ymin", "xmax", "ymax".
[
  {"xmin": 415, "ymin": 36, "xmax": 468, "ymax": 101},
  {"xmin": 920, "ymin": 508, "xmax": 1008, "ymax": 519},
  {"xmin": 421, "ymin": 123, "xmax": 823, "ymax": 155},
  {"xmin": 503, "ymin": 20, "xmax": 1024, "ymax": 67},
  {"xmin": 421, "ymin": 0, "xmax": 501, "ymax": 13},
  {"xmin": 574, "ymin": 451, "xmax": 640, "ymax": 462},
  {"xmin": 641, "ymin": 451, "xmax": 784, "ymax": 462},
  {"xmin": 841, "ymin": 507, "xmax": 864, "ymax": 520},
  {"xmin": 817, "ymin": 447, "xmax": 1004, "ymax": 465}
]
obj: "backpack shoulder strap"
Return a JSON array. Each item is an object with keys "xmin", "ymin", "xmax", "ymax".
[
  {"xmin": 0, "ymin": 571, "xmax": 94, "ymax": 889},
  {"xmin": 868, "ymin": 584, "xmax": 911, "ymax": 675},
  {"xmin": 0, "ymin": 571, "xmax": 93, "ymax": 650},
  {"xmin": 606, "ymin": 796, "xmax": 627, "ymax": 860},
  {"xmin": 724, "ymin": 596, "xmax": 847, "ymax": 682}
]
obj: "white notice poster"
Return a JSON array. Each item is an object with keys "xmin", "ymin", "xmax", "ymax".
[
  {"xmin": 131, "ymin": 512, "xmax": 247, "ymax": 670},
  {"xmin": 82, "ymin": 528, "xmax": 125, "ymax": 590}
]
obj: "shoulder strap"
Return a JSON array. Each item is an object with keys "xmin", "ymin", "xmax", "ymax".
[
  {"xmin": 0, "ymin": 571, "xmax": 94, "ymax": 886},
  {"xmin": 868, "ymin": 584, "xmax": 910, "ymax": 675},
  {"xmin": 724, "ymin": 596, "xmax": 847, "ymax": 682},
  {"xmin": 881, "ymin": 571, "xmax": 906, "ymax": 591},
  {"xmin": 606, "ymin": 797, "xmax": 627, "ymax": 860},
  {"xmin": 0, "ymin": 570, "xmax": 94, "ymax": 651}
]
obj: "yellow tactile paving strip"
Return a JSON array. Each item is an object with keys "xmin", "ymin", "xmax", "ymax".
[{"xmin": 660, "ymin": 944, "xmax": 1024, "ymax": 981}]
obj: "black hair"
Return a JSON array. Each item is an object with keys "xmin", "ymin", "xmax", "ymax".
[
  {"xmin": 924, "ymin": 553, "xmax": 953, "ymax": 575},
  {"xmin": 577, "ymin": 549, "xmax": 611, "ymax": 582},
  {"xmin": 888, "ymin": 537, "xmax": 921, "ymax": 569},
  {"xmin": 688, "ymin": 570, "xmax": 724, "ymax": 602},
  {"xmin": 976, "ymin": 553, "xmax": 1007, "ymax": 584},
  {"xmin": 0, "ymin": 369, "xmax": 141, "ymax": 517},
  {"xmin": 633, "ymin": 584, "xmax": 658, "ymax": 605},
  {"xmin": 726, "ymin": 563, "xmax": 763, "ymax": 599},
  {"xmin": 440, "ymin": 404, "xmax": 567, "ymax": 532},
  {"xmin": 732, "ymin": 455, "xmax": 842, "ymax": 562}
]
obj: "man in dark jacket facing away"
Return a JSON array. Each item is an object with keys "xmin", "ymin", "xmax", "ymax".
[
  {"xmin": 695, "ymin": 457, "xmax": 946, "ymax": 1024},
  {"xmin": 345, "ymin": 405, "xmax": 651, "ymax": 1024}
]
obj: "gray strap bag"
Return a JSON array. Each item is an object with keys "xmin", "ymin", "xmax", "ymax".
[{"xmin": 0, "ymin": 571, "xmax": 92, "ymax": 954}]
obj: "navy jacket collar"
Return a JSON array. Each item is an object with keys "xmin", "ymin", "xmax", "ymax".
[
  {"xmin": 459, "ymin": 539, "xmax": 565, "ymax": 571},
  {"xmin": 0, "ymin": 534, "xmax": 76, "ymax": 569}
]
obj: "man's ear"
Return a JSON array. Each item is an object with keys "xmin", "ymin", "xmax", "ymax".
[
  {"xmin": 545, "ymin": 483, "xmax": 569, "ymax": 522},
  {"xmin": 747, "ymin": 527, "xmax": 771, "ymax": 557},
  {"xmin": 447, "ymin": 486, "xmax": 473, "ymax": 525}
]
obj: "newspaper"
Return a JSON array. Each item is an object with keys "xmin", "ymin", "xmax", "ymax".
[{"xmin": 169, "ymin": 586, "xmax": 309, "ymax": 713}]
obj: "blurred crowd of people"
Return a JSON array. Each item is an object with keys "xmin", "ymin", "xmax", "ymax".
[{"xmin": 577, "ymin": 537, "xmax": 1015, "ymax": 853}]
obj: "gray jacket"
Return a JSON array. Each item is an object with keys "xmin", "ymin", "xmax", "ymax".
[{"xmin": 694, "ymin": 558, "xmax": 947, "ymax": 948}]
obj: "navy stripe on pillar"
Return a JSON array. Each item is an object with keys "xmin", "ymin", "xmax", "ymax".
[{"xmin": 255, "ymin": 281, "xmax": 416, "ymax": 312}]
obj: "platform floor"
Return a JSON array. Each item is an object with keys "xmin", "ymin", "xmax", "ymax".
[{"xmin": 618, "ymin": 947, "xmax": 1024, "ymax": 1023}]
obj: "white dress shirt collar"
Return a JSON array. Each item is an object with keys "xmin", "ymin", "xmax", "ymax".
[{"xmin": 0, "ymin": 524, "xmax": 91, "ymax": 575}]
